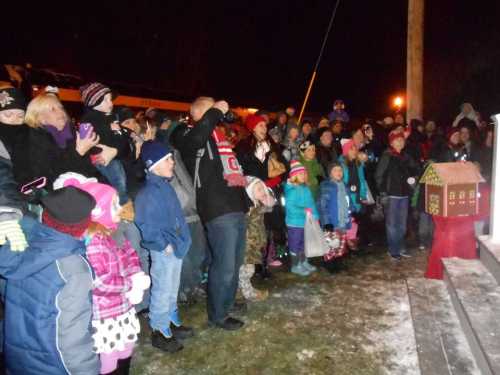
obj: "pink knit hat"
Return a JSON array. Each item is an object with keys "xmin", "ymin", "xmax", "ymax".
[
  {"xmin": 341, "ymin": 139, "xmax": 357, "ymax": 156},
  {"xmin": 289, "ymin": 160, "xmax": 306, "ymax": 178},
  {"xmin": 58, "ymin": 177, "xmax": 119, "ymax": 230}
]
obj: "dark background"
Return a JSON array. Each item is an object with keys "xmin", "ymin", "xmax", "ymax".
[{"xmin": 4, "ymin": 1, "xmax": 500, "ymax": 123}]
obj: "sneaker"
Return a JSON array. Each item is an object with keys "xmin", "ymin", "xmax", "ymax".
[
  {"xmin": 302, "ymin": 259, "xmax": 317, "ymax": 272},
  {"xmin": 400, "ymin": 250, "xmax": 412, "ymax": 258},
  {"xmin": 291, "ymin": 263, "xmax": 311, "ymax": 276},
  {"xmin": 208, "ymin": 317, "xmax": 244, "ymax": 331},
  {"xmin": 151, "ymin": 329, "xmax": 184, "ymax": 353},
  {"xmin": 171, "ymin": 324, "xmax": 195, "ymax": 340}
]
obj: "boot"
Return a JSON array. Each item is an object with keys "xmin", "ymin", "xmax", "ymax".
[
  {"xmin": 302, "ymin": 257, "xmax": 317, "ymax": 272},
  {"xmin": 290, "ymin": 253, "xmax": 310, "ymax": 276},
  {"xmin": 116, "ymin": 357, "xmax": 131, "ymax": 375},
  {"xmin": 151, "ymin": 329, "xmax": 184, "ymax": 353}
]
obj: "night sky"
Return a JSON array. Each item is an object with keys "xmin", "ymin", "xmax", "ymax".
[{"xmin": 5, "ymin": 1, "xmax": 500, "ymax": 123}]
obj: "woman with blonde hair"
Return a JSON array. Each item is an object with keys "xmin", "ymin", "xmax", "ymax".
[{"xmin": 13, "ymin": 93, "xmax": 112, "ymax": 188}]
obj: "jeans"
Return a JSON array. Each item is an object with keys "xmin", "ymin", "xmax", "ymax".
[
  {"xmin": 96, "ymin": 159, "xmax": 129, "ymax": 204},
  {"xmin": 121, "ymin": 221, "xmax": 150, "ymax": 312},
  {"xmin": 149, "ymin": 250, "xmax": 183, "ymax": 331},
  {"xmin": 205, "ymin": 212, "xmax": 247, "ymax": 323},
  {"xmin": 384, "ymin": 196, "xmax": 408, "ymax": 257},
  {"xmin": 0, "ymin": 276, "xmax": 4, "ymax": 352},
  {"xmin": 179, "ymin": 221, "xmax": 208, "ymax": 295},
  {"xmin": 418, "ymin": 212, "xmax": 434, "ymax": 248}
]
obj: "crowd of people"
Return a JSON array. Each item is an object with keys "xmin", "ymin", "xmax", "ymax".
[{"xmin": 0, "ymin": 79, "xmax": 494, "ymax": 375}]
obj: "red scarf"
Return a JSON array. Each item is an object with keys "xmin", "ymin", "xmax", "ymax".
[{"xmin": 212, "ymin": 128, "xmax": 247, "ymax": 187}]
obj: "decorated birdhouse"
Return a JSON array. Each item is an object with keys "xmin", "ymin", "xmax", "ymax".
[{"xmin": 419, "ymin": 162, "xmax": 485, "ymax": 217}]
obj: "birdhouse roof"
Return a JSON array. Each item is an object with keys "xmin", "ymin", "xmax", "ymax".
[{"xmin": 420, "ymin": 162, "xmax": 485, "ymax": 186}]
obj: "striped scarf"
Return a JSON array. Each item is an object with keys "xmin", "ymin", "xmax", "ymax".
[{"xmin": 212, "ymin": 128, "xmax": 247, "ymax": 187}]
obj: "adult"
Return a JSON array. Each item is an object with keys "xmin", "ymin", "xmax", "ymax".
[
  {"xmin": 436, "ymin": 128, "xmax": 468, "ymax": 163},
  {"xmin": 13, "ymin": 93, "xmax": 108, "ymax": 189},
  {"xmin": 171, "ymin": 97, "xmax": 248, "ymax": 330},
  {"xmin": 459, "ymin": 123, "xmax": 480, "ymax": 162},
  {"xmin": 235, "ymin": 114, "xmax": 288, "ymax": 270},
  {"xmin": 315, "ymin": 127, "xmax": 337, "ymax": 175},
  {"xmin": 452, "ymin": 102, "xmax": 480, "ymax": 128},
  {"xmin": 298, "ymin": 119, "xmax": 313, "ymax": 143},
  {"xmin": 331, "ymin": 120, "xmax": 344, "ymax": 156}
]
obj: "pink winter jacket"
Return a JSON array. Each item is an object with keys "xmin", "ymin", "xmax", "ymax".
[{"xmin": 86, "ymin": 233, "xmax": 142, "ymax": 320}]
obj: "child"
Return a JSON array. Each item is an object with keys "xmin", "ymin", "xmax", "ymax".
[
  {"xmin": 240, "ymin": 176, "xmax": 276, "ymax": 301},
  {"xmin": 299, "ymin": 140, "xmax": 325, "ymax": 200},
  {"xmin": 282, "ymin": 124, "xmax": 301, "ymax": 162},
  {"xmin": 135, "ymin": 141, "xmax": 193, "ymax": 353},
  {"xmin": 284, "ymin": 160, "xmax": 319, "ymax": 276},
  {"xmin": 318, "ymin": 163, "xmax": 352, "ymax": 260},
  {"xmin": 338, "ymin": 139, "xmax": 368, "ymax": 250},
  {"xmin": 3, "ymin": 187, "xmax": 99, "ymax": 375},
  {"xmin": 58, "ymin": 176, "xmax": 149, "ymax": 375}
]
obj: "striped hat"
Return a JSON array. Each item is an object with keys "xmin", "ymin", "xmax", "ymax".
[
  {"xmin": 79, "ymin": 82, "xmax": 112, "ymax": 108},
  {"xmin": 289, "ymin": 160, "xmax": 306, "ymax": 178}
]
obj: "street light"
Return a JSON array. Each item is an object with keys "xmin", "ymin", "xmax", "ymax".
[{"xmin": 393, "ymin": 96, "xmax": 404, "ymax": 109}]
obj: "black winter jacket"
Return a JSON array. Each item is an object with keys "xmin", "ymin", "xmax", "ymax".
[
  {"xmin": 375, "ymin": 149, "xmax": 419, "ymax": 197},
  {"xmin": 170, "ymin": 108, "xmax": 247, "ymax": 223},
  {"xmin": 12, "ymin": 127, "xmax": 103, "ymax": 189}
]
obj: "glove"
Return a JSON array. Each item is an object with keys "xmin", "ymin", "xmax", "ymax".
[
  {"xmin": 125, "ymin": 285, "xmax": 144, "ymax": 305},
  {"xmin": 119, "ymin": 200, "xmax": 135, "ymax": 222},
  {"xmin": 130, "ymin": 272, "xmax": 151, "ymax": 291},
  {"xmin": 0, "ymin": 220, "xmax": 28, "ymax": 252},
  {"xmin": 323, "ymin": 224, "xmax": 334, "ymax": 232}
]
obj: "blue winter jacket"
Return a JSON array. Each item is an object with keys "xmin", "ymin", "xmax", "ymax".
[
  {"xmin": 338, "ymin": 156, "xmax": 368, "ymax": 213},
  {"xmin": 135, "ymin": 173, "xmax": 192, "ymax": 258},
  {"xmin": 2, "ymin": 217, "xmax": 98, "ymax": 375},
  {"xmin": 318, "ymin": 180, "xmax": 352, "ymax": 230},
  {"xmin": 284, "ymin": 183, "xmax": 319, "ymax": 228}
]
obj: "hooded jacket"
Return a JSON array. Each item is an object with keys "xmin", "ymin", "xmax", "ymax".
[
  {"xmin": 2, "ymin": 217, "xmax": 98, "ymax": 375},
  {"xmin": 135, "ymin": 173, "xmax": 192, "ymax": 258}
]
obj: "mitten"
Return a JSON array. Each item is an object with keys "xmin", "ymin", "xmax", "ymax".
[
  {"xmin": 120, "ymin": 200, "xmax": 135, "ymax": 222},
  {"xmin": 130, "ymin": 272, "xmax": 151, "ymax": 291},
  {"xmin": 125, "ymin": 285, "xmax": 144, "ymax": 305},
  {"xmin": 0, "ymin": 220, "xmax": 28, "ymax": 252}
]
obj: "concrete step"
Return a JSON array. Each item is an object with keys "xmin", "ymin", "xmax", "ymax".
[
  {"xmin": 443, "ymin": 258, "xmax": 500, "ymax": 375},
  {"xmin": 407, "ymin": 278, "xmax": 480, "ymax": 375},
  {"xmin": 478, "ymin": 235, "xmax": 500, "ymax": 285}
]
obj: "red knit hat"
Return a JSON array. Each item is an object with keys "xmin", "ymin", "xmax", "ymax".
[
  {"xmin": 245, "ymin": 114, "xmax": 266, "ymax": 132},
  {"xmin": 388, "ymin": 131, "xmax": 405, "ymax": 145}
]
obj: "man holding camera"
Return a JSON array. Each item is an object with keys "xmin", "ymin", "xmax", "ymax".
[{"xmin": 171, "ymin": 97, "xmax": 248, "ymax": 330}]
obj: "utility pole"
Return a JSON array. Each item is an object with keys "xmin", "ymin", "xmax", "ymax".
[{"xmin": 406, "ymin": 0, "xmax": 424, "ymax": 121}]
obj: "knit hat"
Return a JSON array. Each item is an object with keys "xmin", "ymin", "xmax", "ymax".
[
  {"xmin": 245, "ymin": 176, "xmax": 275, "ymax": 207},
  {"xmin": 0, "ymin": 88, "xmax": 26, "ymax": 111},
  {"xmin": 140, "ymin": 140, "xmax": 173, "ymax": 171},
  {"xmin": 245, "ymin": 114, "xmax": 265, "ymax": 133},
  {"xmin": 289, "ymin": 160, "xmax": 306, "ymax": 178},
  {"xmin": 299, "ymin": 140, "xmax": 314, "ymax": 151},
  {"xmin": 341, "ymin": 139, "xmax": 357, "ymax": 156},
  {"xmin": 41, "ymin": 186, "xmax": 96, "ymax": 237},
  {"xmin": 388, "ymin": 130, "xmax": 405, "ymax": 145},
  {"xmin": 115, "ymin": 106, "xmax": 135, "ymax": 124},
  {"xmin": 53, "ymin": 173, "xmax": 119, "ymax": 230},
  {"xmin": 79, "ymin": 82, "xmax": 113, "ymax": 108}
]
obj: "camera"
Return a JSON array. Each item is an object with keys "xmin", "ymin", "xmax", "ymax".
[{"xmin": 221, "ymin": 111, "xmax": 236, "ymax": 124}]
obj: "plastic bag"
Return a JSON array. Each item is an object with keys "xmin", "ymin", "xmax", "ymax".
[{"xmin": 304, "ymin": 212, "xmax": 328, "ymax": 258}]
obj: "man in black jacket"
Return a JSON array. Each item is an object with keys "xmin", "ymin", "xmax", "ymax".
[
  {"xmin": 171, "ymin": 97, "xmax": 248, "ymax": 331},
  {"xmin": 375, "ymin": 131, "xmax": 419, "ymax": 261}
]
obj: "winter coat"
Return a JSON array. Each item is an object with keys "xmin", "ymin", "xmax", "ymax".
[
  {"xmin": 80, "ymin": 109, "xmax": 129, "ymax": 159},
  {"xmin": 436, "ymin": 145, "xmax": 468, "ymax": 163},
  {"xmin": 375, "ymin": 149, "xmax": 419, "ymax": 198},
  {"xmin": 12, "ymin": 126, "xmax": 102, "ymax": 189},
  {"xmin": 86, "ymin": 234, "xmax": 142, "ymax": 321},
  {"xmin": 135, "ymin": 173, "xmax": 192, "ymax": 258},
  {"xmin": 2, "ymin": 217, "xmax": 98, "ymax": 375},
  {"xmin": 235, "ymin": 136, "xmax": 288, "ymax": 187},
  {"xmin": 318, "ymin": 180, "xmax": 351, "ymax": 230},
  {"xmin": 170, "ymin": 149, "xmax": 201, "ymax": 223},
  {"xmin": 315, "ymin": 143, "xmax": 337, "ymax": 176},
  {"xmin": 281, "ymin": 138, "xmax": 300, "ymax": 162},
  {"xmin": 328, "ymin": 110, "xmax": 350, "ymax": 123},
  {"xmin": 0, "ymin": 140, "xmax": 26, "ymax": 215},
  {"xmin": 338, "ymin": 156, "xmax": 368, "ymax": 213},
  {"xmin": 299, "ymin": 155, "xmax": 324, "ymax": 200},
  {"xmin": 170, "ymin": 108, "xmax": 247, "ymax": 223},
  {"xmin": 284, "ymin": 182, "xmax": 319, "ymax": 228}
]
